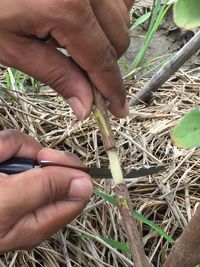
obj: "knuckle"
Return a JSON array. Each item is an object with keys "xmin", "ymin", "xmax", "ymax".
[
  {"xmin": 44, "ymin": 66, "xmax": 70, "ymax": 96},
  {"xmin": 0, "ymin": 36, "xmax": 26, "ymax": 69},
  {"xmin": 95, "ymin": 46, "xmax": 118, "ymax": 73}
]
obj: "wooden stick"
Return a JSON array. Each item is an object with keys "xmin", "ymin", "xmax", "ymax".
[
  {"xmin": 129, "ymin": 30, "xmax": 200, "ymax": 106},
  {"xmin": 164, "ymin": 206, "xmax": 200, "ymax": 267},
  {"xmin": 93, "ymin": 87, "xmax": 149, "ymax": 267}
]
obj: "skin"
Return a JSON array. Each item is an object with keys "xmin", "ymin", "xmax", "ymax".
[
  {"xmin": 0, "ymin": 129, "xmax": 93, "ymax": 253},
  {"xmin": 0, "ymin": 0, "xmax": 135, "ymax": 252},
  {"xmin": 0, "ymin": 0, "xmax": 134, "ymax": 119}
]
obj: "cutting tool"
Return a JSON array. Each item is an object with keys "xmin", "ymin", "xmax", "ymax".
[{"xmin": 0, "ymin": 157, "xmax": 165, "ymax": 178}]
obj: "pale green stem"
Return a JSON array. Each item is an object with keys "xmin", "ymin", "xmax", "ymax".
[{"xmin": 107, "ymin": 150, "xmax": 124, "ymax": 185}]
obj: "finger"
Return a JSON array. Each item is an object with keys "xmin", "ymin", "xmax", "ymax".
[
  {"xmin": 37, "ymin": 147, "xmax": 84, "ymax": 167},
  {"xmin": 123, "ymin": 0, "xmax": 135, "ymax": 11},
  {"xmin": 51, "ymin": 2, "xmax": 129, "ymax": 117},
  {"xmin": 2, "ymin": 150, "xmax": 93, "ymax": 224},
  {"xmin": 1, "ymin": 200, "xmax": 87, "ymax": 252},
  {"xmin": 91, "ymin": 0, "xmax": 130, "ymax": 57},
  {"xmin": 47, "ymin": 37, "xmax": 63, "ymax": 48},
  {"xmin": 1, "ymin": 35, "xmax": 93, "ymax": 120},
  {"xmin": 0, "ymin": 129, "xmax": 42, "ymax": 162}
]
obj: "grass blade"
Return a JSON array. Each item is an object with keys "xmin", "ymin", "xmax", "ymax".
[
  {"xmin": 130, "ymin": 12, "xmax": 151, "ymax": 31},
  {"xmin": 95, "ymin": 190, "xmax": 174, "ymax": 244},
  {"xmin": 131, "ymin": 1, "xmax": 171, "ymax": 69},
  {"xmin": 81, "ymin": 233, "xmax": 131, "ymax": 254}
]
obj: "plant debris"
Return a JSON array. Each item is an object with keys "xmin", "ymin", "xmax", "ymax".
[{"xmin": 1, "ymin": 66, "xmax": 200, "ymax": 266}]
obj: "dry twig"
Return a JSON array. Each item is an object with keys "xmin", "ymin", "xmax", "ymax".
[{"xmin": 129, "ymin": 30, "xmax": 200, "ymax": 106}]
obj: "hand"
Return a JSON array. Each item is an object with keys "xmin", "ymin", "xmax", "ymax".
[
  {"xmin": 0, "ymin": 130, "xmax": 93, "ymax": 253},
  {"xmin": 0, "ymin": 0, "xmax": 134, "ymax": 120}
]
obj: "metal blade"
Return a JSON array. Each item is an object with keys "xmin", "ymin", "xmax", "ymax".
[
  {"xmin": 124, "ymin": 165, "xmax": 165, "ymax": 179},
  {"xmin": 72, "ymin": 165, "xmax": 165, "ymax": 179},
  {"xmin": 40, "ymin": 161, "xmax": 165, "ymax": 179}
]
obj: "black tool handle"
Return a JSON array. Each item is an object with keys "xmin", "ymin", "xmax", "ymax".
[{"xmin": 0, "ymin": 157, "xmax": 36, "ymax": 174}]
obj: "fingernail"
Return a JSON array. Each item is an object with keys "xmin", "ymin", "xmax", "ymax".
[
  {"xmin": 68, "ymin": 97, "xmax": 87, "ymax": 121},
  {"xmin": 68, "ymin": 178, "xmax": 93, "ymax": 200}
]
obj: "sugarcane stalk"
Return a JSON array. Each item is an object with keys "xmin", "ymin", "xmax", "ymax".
[{"xmin": 93, "ymin": 87, "xmax": 149, "ymax": 267}]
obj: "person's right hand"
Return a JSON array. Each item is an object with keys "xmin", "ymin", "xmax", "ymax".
[
  {"xmin": 0, "ymin": 130, "xmax": 93, "ymax": 253},
  {"xmin": 0, "ymin": 0, "xmax": 134, "ymax": 120}
]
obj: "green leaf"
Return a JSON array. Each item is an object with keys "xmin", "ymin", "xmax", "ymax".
[
  {"xmin": 174, "ymin": 0, "xmax": 200, "ymax": 29},
  {"xmin": 171, "ymin": 109, "xmax": 200, "ymax": 148},
  {"xmin": 131, "ymin": 1, "xmax": 171, "ymax": 68},
  {"xmin": 95, "ymin": 190, "xmax": 174, "ymax": 244},
  {"xmin": 95, "ymin": 190, "xmax": 116, "ymax": 205},
  {"xmin": 130, "ymin": 12, "xmax": 151, "ymax": 31},
  {"xmin": 81, "ymin": 234, "xmax": 131, "ymax": 254},
  {"xmin": 101, "ymin": 237, "xmax": 131, "ymax": 254}
]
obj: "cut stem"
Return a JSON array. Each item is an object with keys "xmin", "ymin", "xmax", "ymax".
[
  {"xmin": 107, "ymin": 149, "xmax": 124, "ymax": 185},
  {"xmin": 93, "ymin": 86, "xmax": 149, "ymax": 267}
]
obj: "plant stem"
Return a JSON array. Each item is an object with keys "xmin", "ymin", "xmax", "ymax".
[
  {"xmin": 164, "ymin": 206, "xmax": 200, "ymax": 267},
  {"xmin": 93, "ymin": 86, "xmax": 149, "ymax": 267},
  {"xmin": 129, "ymin": 30, "xmax": 200, "ymax": 106}
]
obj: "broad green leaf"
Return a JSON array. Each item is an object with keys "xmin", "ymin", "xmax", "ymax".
[
  {"xmin": 95, "ymin": 190, "xmax": 174, "ymax": 244},
  {"xmin": 171, "ymin": 109, "xmax": 200, "ymax": 148},
  {"xmin": 174, "ymin": 0, "xmax": 200, "ymax": 29}
]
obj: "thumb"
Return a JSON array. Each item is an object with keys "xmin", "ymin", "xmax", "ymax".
[
  {"xmin": 0, "ymin": 149, "xmax": 93, "ymax": 250},
  {"xmin": 2, "ymin": 153, "xmax": 93, "ymax": 225}
]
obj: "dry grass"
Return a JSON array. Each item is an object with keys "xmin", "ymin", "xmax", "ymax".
[{"xmin": 0, "ymin": 66, "xmax": 200, "ymax": 266}]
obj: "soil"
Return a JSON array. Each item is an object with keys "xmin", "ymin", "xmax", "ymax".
[{"xmin": 122, "ymin": 9, "xmax": 200, "ymax": 77}]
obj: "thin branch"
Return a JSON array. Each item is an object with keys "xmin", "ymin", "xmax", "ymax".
[{"xmin": 129, "ymin": 30, "xmax": 200, "ymax": 106}]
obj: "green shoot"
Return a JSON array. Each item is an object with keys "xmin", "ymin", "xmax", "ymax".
[
  {"xmin": 5, "ymin": 68, "xmax": 38, "ymax": 92},
  {"xmin": 82, "ymin": 234, "xmax": 131, "ymax": 255},
  {"xmin": 131, "ymin": 1, "xmax": 171, "ymax": 69},
  {"xmin": 95, "ymin": 190, "xmax": 174, "ymax": 244},
  {"xmin": 130, "ymin": 12, "xmax": 151, "ymax": 32}
]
